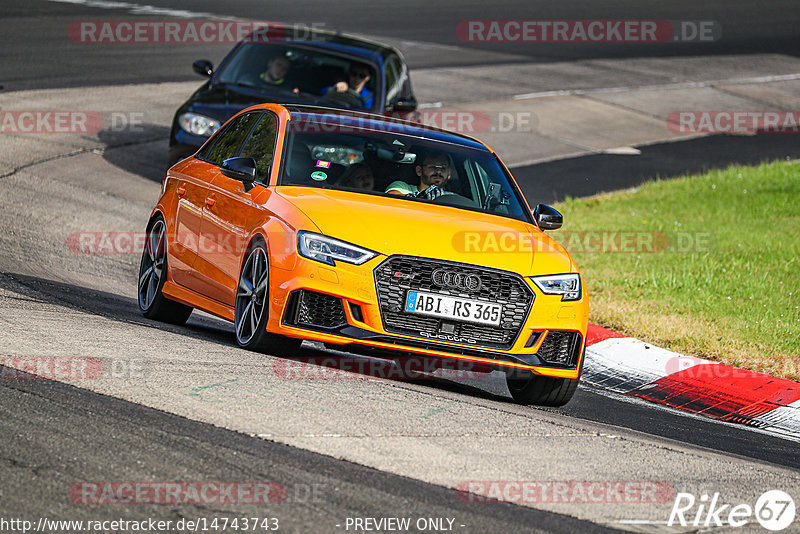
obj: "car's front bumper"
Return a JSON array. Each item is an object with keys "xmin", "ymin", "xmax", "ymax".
[{"xmin": 265, "ymin": 255, "xmax": 588, "ymax": 378}]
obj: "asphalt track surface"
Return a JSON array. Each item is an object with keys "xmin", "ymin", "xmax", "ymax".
[
  {"xmin": 2, "ymin": 0, "xmax": 799, "ymax": 90},
  {"xmin": 1, "ymin": 0, "xmax": 799, "ymax": 531},
  {"xmin": 5, "ymin": 272, "xmax": 800, "ymax": 471},
  {"xmin": 0, "ymin": 374, "xmax": 615, "ymax": 533}
]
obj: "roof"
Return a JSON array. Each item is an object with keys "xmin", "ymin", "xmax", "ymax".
[
  {"xmin": 282, "ymin": 105, "xmax": 490, "ymax": 151},
  {"xmin": 243, "ymin": 27, "xmax": 401, "ymax": 63},
  {"xmin": 283, "ymin": 40, "xmax": 383, "ymax": 66}
]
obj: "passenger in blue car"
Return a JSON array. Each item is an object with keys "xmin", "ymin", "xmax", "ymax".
[{"xmin": 322, "ymin": 62, "xmax": 374, "ymax": 109}]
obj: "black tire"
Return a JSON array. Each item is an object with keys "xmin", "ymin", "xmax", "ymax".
[
  {"xmin": 234, "ymin": 239, "xmax": 302, "ymax": 355},
  {"xmin": 505, "ymin": 349, "xmax": 584, "ymax": 407},
  {"xmin": 137, "ymin": 216, "xmax": 193, "ymax": 325}
]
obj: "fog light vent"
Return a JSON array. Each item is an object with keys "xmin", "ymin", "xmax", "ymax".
[
  {"xmin": 537, "ymin": 331, "xmax": 581, "ymax": 367},
  {"xmin": 289, "ymin": 290, "xmax": 346, "ymax": 329}
]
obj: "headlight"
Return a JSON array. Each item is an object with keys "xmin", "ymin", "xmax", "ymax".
[
  {"xmin": 297, "ymin": 231, "xmax": 378, "ymax": 266},
  {"xmin": 531, "ymin": 273, "xmax": 581, "ymax": 301},
  {"xmin": 178, "ymin": 112, "xmax": 221, "ymax": 137}
]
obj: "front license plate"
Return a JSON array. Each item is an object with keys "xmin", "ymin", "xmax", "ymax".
[{"xmin": 404, "ymin": 290, "xmax": 502, "ymax": 326}]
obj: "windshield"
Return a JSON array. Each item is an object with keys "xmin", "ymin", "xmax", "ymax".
[
  {"xmin": 215, "ymin": 43, "xmax": 378, "ymax": 111},
  {"xmin": 278, "ymin": 117, "xmax": 532, "ymax": 223}
]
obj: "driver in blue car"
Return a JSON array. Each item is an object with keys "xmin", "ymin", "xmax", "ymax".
[
  {"xmin": 260, "ymin": 53, "xmax": 300, "ymax": 93},
  {"xmin": 322, "ymin": 62, "xmax": 374, "ymax": 109},
  {"xmin": 385, "ymin": 151, "xmax": 451, "ymax": 199},
  {"xmin": 261, "ymin": 54, "xmax": 290, "ymax": 84}
]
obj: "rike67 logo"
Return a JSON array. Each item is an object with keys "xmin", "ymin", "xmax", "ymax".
[{"xmin": 669, "ymin": 490, "xmax": 796, "ymax": 531}]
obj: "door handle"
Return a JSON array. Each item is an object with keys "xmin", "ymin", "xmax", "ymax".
[
  {"xmin": 205, "ymin": 195, "xmax": 216, "ymax": 208},
  {"xmin": 176, "ymin": 185, "xmax": 186, "ymax": 197}
]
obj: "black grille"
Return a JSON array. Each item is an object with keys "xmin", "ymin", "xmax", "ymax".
[
  {"xmin": 374, "ymin": 256, "xmax": 534, "ymax": 349},
  {"xmin": 286, "ymin": 290, "xmax": 346, "ymax": 329},
  {"xmin": 537, "ymin": 331, "xmax": 581, "ymax": 366}
]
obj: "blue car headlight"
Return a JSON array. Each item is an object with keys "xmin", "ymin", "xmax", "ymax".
[{"xmin": 179, "ymin": 112, "xmax": 221, "ymax": 137}]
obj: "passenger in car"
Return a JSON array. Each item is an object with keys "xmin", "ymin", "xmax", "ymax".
[
  {"xmin": 321, "ymin": 62, "xmax": 374, "ymax": 108},
  {"xmin": 337, "ymin": 163, "xmax": 375, "ymax": 191},
  {"xmin": 385, "ymin": 151, "xmax": 451, "ymax": 199}
]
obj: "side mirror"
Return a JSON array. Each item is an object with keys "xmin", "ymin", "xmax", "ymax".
[
  {"xmin": 534, "ymin": 204, "xmax": 563, "ymax": 230},
  {"xmin": 193, "ymin": 59, "xmax": 214, "ymax": 77},
  {"xmin": 221, "ymin": 157, "xmax": 258, "ymax": 191},
  {"xmin": 387, "ymin": 96, "xmax": 417, "ymax": 112}
]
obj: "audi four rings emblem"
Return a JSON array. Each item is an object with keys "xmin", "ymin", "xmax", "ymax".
[{"xmin": 431, "ymin": 269, "xmax": 481, "ymax": 292}]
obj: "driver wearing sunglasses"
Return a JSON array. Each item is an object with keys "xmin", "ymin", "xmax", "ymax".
[
  {"xmin": 322, "ymin": 62, "xmax": 374, "ymax": 109},
  {"xmin": 385, "ymin": 151, "xmax": 452, "ymax": 200}
]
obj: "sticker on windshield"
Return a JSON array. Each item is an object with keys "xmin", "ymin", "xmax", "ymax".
[
  {"xmin": 315, "ymin": 160, "xmax": 331, "ymax": 169},
  {"xmin": 310, "ymin": 171, "xmax": 328, "ymax": 181}
]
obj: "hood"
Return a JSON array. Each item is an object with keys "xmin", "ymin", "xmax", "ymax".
[
  {"xmin": 276, "ymin": 187, "xmax": 575, "ymax": 276},
  {"xmin": 185, "ymin": 82, "xmax": 348, "ymax": 124}
]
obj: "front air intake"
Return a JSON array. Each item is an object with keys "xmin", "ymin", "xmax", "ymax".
[
  {"xmin": 537, "ymin": 331, "xmax": 582, "ymax": 367},
  {"xmin": 284, "ymin": 290, "xmax": 347, "ymax": 329}
]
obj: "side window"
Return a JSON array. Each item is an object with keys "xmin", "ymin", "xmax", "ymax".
[
  {"xmin": 465, "ymin": 159, "xmax": 490, "ymax": 206},
  {"xmin": 384, "ymin": 56, "xmax": 402, "ymax": 103},
  {"xmin": 203, "ymin": 112, "xmax": 260, "ymax": 165},
  {"xmin": 240, "ymin": 113, "xmax": 279, "ymax": 182}
]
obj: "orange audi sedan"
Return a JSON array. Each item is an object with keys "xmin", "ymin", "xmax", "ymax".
[{"xmin": 139, "ymin": 104, "xmax": 588, "ymax": 406}]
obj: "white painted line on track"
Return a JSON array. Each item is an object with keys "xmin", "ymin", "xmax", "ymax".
[
  {"xmin": 582, "ymin": 337, "xmax": 711, "ymax": 394},
  {"xmin": 45, "ymin": 0, "xmax": 224, "ymax": 19},
  {"xmin": 750, "ymin": 401, "xmax": 800, "ymax": 439},
  {"xmin": 582, "ymin": 329, "xmax": 800, "ymax": 442},
  {"xmin": 602, "ymin": 146, "xmax": 642, "ymax": 155},
  {"xmin": 513, "ymin": 72, "xmax": 800, "ymax": 100}
]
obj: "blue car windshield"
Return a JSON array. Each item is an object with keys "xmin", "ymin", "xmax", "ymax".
[
  {"xmin": 215, "ymin": 43, "xmax": 378, "ymax": 111},
  {"xmin": 279, "ymin": 116, "xmax": 533, "ymax": 223}
]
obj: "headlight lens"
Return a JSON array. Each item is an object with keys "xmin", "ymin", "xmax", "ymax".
[
  {"xmin": 531, "ymin": 273, "xmax": 581, "ymax": 301},
  {"xmin": 178, "ymin": 112, "xmax": 221, "ymax": 137},
  {"xmin": 297, "ymin": 231, "xmax": 378, "ymax": 266}
]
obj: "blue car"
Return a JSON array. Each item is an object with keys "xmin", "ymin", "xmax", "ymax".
[{"xmin": 169, "ymin": 29, "xmax": 418, "ymax": 165}]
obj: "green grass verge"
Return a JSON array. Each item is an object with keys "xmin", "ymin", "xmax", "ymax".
[{"xmin": 553, "ymin": 159, "xmax": 800, "ymax": 379}]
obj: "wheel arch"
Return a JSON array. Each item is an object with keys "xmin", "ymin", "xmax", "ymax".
[
  {"xmin": 145, "ymin": 208, "xmax": 166, "ymax": 229},
  {"xmin": 144, "ymin": 209, "xmax": 177, "ymax": 285},
  {"xmin": 238, "ymin": 217, "xmax": 302, "ymax": 276},
  {"xmin": 238, "ymin": 229, "xmax": 270, "ymax": 279}
]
